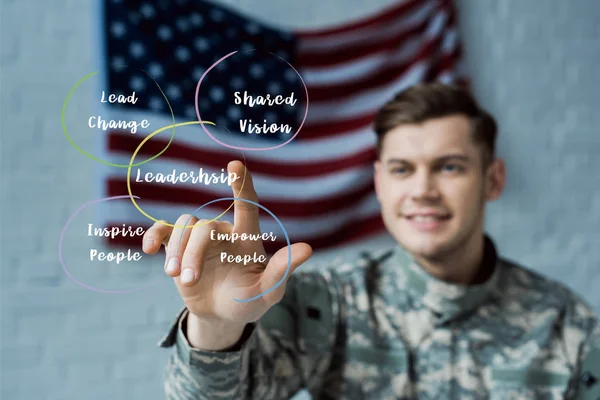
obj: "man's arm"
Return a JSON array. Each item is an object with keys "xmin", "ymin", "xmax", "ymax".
[
  {"xmin": 574, "ymin": 321, "xmax": 600, "ymax": 400},
  {"xmin": 158, "ymin": 269, "xmax": 342, "ymax": 400}
]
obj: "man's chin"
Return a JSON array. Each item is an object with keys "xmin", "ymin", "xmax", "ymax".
[
  {"xmin": 405, "ymin": 246, "xmax": 446, "ymax": 260},
  {"xmin": 395, "ymin": 234, "xmax": 453, "ymax": 259}
]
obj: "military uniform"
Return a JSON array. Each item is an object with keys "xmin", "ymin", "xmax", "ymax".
[{"xmin": 158, "ymin": 236, "xmax": 600, "ymax": 399}]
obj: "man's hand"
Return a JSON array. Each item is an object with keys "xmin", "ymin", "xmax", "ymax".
[{"xmin": 142, "ymin": 160, "xmax": 312, "ymax": 331}]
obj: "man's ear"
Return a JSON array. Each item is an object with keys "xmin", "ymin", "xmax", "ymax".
[
  {"xmin": 485, "ymin": 157, "xmax": 506, "ymax": 201},
  {"xmin": 374, "ymin": 160, "xmax": 382, "ymax": 203}
]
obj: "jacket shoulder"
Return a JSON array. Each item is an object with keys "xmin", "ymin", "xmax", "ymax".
[
  {"xmin": 497, "ymin": 257, "xmax": 596, "ymax": 317},
  {"xmin": 496, "ymin": 258, "xmax": 599, "ymax": 362}
]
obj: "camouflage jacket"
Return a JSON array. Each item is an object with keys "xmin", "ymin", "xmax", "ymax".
[{"xmin": 158, "ymin": 236, "xmax": 600, "ymax": 399}]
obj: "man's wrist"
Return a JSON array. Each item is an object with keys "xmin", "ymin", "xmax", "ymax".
[{"xmin": 185, "ymin": 312, "xmax": 248, "ymax": 351}]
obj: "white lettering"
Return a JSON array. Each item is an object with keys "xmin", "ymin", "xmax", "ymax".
[
  {"xmin": 219, "ymin": 251, "xmax": 267, "ymax": 265},
  {"xmin": 100, "ymin": 91, "xmax": 138, "ymax": 104},
  {"xmin": 88, "ymin": 114, "xmax": 149, "ymax": 134},
  {"xmin": 90, "ymin": 248, "xmax": 143, "ymax": 264},
  {"xmin": 235, "ymin": 91, "xmax": 297, "ymax": 108},
  {"xmin": 211, "ymin": 230, "xmax": 277, "ymax": 243},
  {"xmin": 239, "ymin": 119, "xmax": 292, "ymax": 134},
  {"xmin": 86, "ymin": 223, "xmax": 145, "ymax": 239},
  {"xmin": 134, "ymin": 168, "xmax": 240, "ymax": 186}
]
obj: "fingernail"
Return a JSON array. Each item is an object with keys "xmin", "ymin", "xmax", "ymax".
[
  {"xmin": 143, "ymin": 239, "xmax": 154, "ymax": 249},
  {"xmin": 180, "ymin": 268, "xmax": 195, "ymax": 283},
  {"xmin": 165, "ymin": 258, "xmax": 179, "ymax": 273}
]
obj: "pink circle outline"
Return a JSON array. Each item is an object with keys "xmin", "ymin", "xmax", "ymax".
[{"xmin": 194, "ymin": 50, "xmax": 309, "ymax": 151}]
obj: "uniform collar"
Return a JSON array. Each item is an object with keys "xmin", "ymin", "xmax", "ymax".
[{"xmin": 385, "ymin": 234, "xmax": 501, "ymax": 322}]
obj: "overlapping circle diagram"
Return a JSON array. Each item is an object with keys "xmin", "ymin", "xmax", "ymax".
[{"xmin": 60, "ymin": 51, "xmax": 308, "ymax": 299}]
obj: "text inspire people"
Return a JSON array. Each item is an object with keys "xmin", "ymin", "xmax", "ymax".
[{"xmin": 87, "ymin": 224, "xmax": 145, "ymax": 264}]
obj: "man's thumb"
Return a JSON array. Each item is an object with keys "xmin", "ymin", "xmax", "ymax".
[{"xmin": 260, "ymin": 242, "xmax": 313, "ymax": 304}]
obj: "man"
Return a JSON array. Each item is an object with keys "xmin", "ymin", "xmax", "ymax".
[{"xmin": 143, "ymin": 83, "xmax": 600, "ymax": 399}]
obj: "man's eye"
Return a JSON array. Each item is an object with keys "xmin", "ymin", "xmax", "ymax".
[
  {"xmin": 390, "ymin": 167, "xmax": 407, "ymax": 175},
  {"xmin": 441, "ymin": 164, "xmax": 462, "ymax": 172}
]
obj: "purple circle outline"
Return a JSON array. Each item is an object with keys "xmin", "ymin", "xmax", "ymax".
[
  {"xmin": 194, "ymin": 50, "xmax": 309, "ymax": 151},
  {"xmin": 58, "ymin": 195, "xmax": 162, "ymax": 294}
]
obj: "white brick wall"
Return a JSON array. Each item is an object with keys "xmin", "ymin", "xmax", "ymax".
[{"xmin": 1, "ymin": 0, "xmax": 598, "ymax": 399}]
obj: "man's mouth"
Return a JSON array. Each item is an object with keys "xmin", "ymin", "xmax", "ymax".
[
  {"xmin": 402, "ymin": 212, "xmax": 451, "ymax": 230},
  {"xmin": 405, "ymin": 214, "xmax": 451, "ymax": 221}
]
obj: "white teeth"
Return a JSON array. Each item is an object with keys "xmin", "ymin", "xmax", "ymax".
[{"xmin": 412, "ymin": 215, "xmax": 441, "ymax": 222}]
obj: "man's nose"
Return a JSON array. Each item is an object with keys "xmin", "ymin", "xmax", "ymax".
[{"xmin": 410, "ymin": 170, "xmax": 440, "ymax": 200}]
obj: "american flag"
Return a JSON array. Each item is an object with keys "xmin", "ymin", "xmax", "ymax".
[{"xmin": 98, "ymin": 0, "xmax": 468, "ymax": 253}]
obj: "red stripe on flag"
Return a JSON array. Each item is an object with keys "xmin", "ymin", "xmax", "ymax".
[
  {"xmin": 107, "ymin": 132, "xmax": 377, "ymax": 175},
  {"xmin": 296, "ymin": 0, "xmax": 423, "ymax": 38},
  {"xmin": 107, "ymin": 178, "xmax": 375, "ymax": 218},
  {"xmin": 302, "ymin": 112, "xmax": 375, "ymax": 140},
  {"xmin": 421, "ymin": 40, "xmax": 461, "ymax": 82},
  {"xmin": 304, "ymin": 35, "xmax": 444, "ymax": 102},
  {"xmin": 296, "ymin": 13, "xmax": 434, "ymax": 68}
]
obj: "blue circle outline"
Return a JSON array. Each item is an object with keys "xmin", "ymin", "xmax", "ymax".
[{"xmin": 177, "ymin": 197, "xmax": 291, "ymax": 303}]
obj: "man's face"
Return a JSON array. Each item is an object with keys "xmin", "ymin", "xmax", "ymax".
[{"xmin": 374, "ymin": 114, "xmax": 503, "ymax": 260}]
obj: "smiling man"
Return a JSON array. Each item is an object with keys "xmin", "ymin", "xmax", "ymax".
[
  {"xmin": 373, "ymin": 96, "xmax": 503, "ymax": 287},
  {"xmin": 146, "ymin": 83, "xmax": 600, "ymax": 399}
]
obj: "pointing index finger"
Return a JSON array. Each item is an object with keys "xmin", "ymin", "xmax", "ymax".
[{"xmin": 228, "ymin": 160, "xmax": 261, "ymax": 234}]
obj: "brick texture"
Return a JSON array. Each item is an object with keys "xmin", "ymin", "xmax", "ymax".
[{"xmin": 1, "ymin": 0, "xmax": 598, "ymax": 399}]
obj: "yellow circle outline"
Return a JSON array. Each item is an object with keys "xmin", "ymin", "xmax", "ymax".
[{"xmin": 126, "ymin": 120, "xmax": 247, "ymax": 228}]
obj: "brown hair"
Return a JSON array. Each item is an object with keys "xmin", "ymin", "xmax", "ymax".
[{"xmin": 373, "ymin": 82, "xmax": 497, "ymax": 168}]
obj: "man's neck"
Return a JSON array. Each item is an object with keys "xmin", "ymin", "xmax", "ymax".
[{"xmin": 410, "ymin": 233, "xmax": 487, "ymax": 285}]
